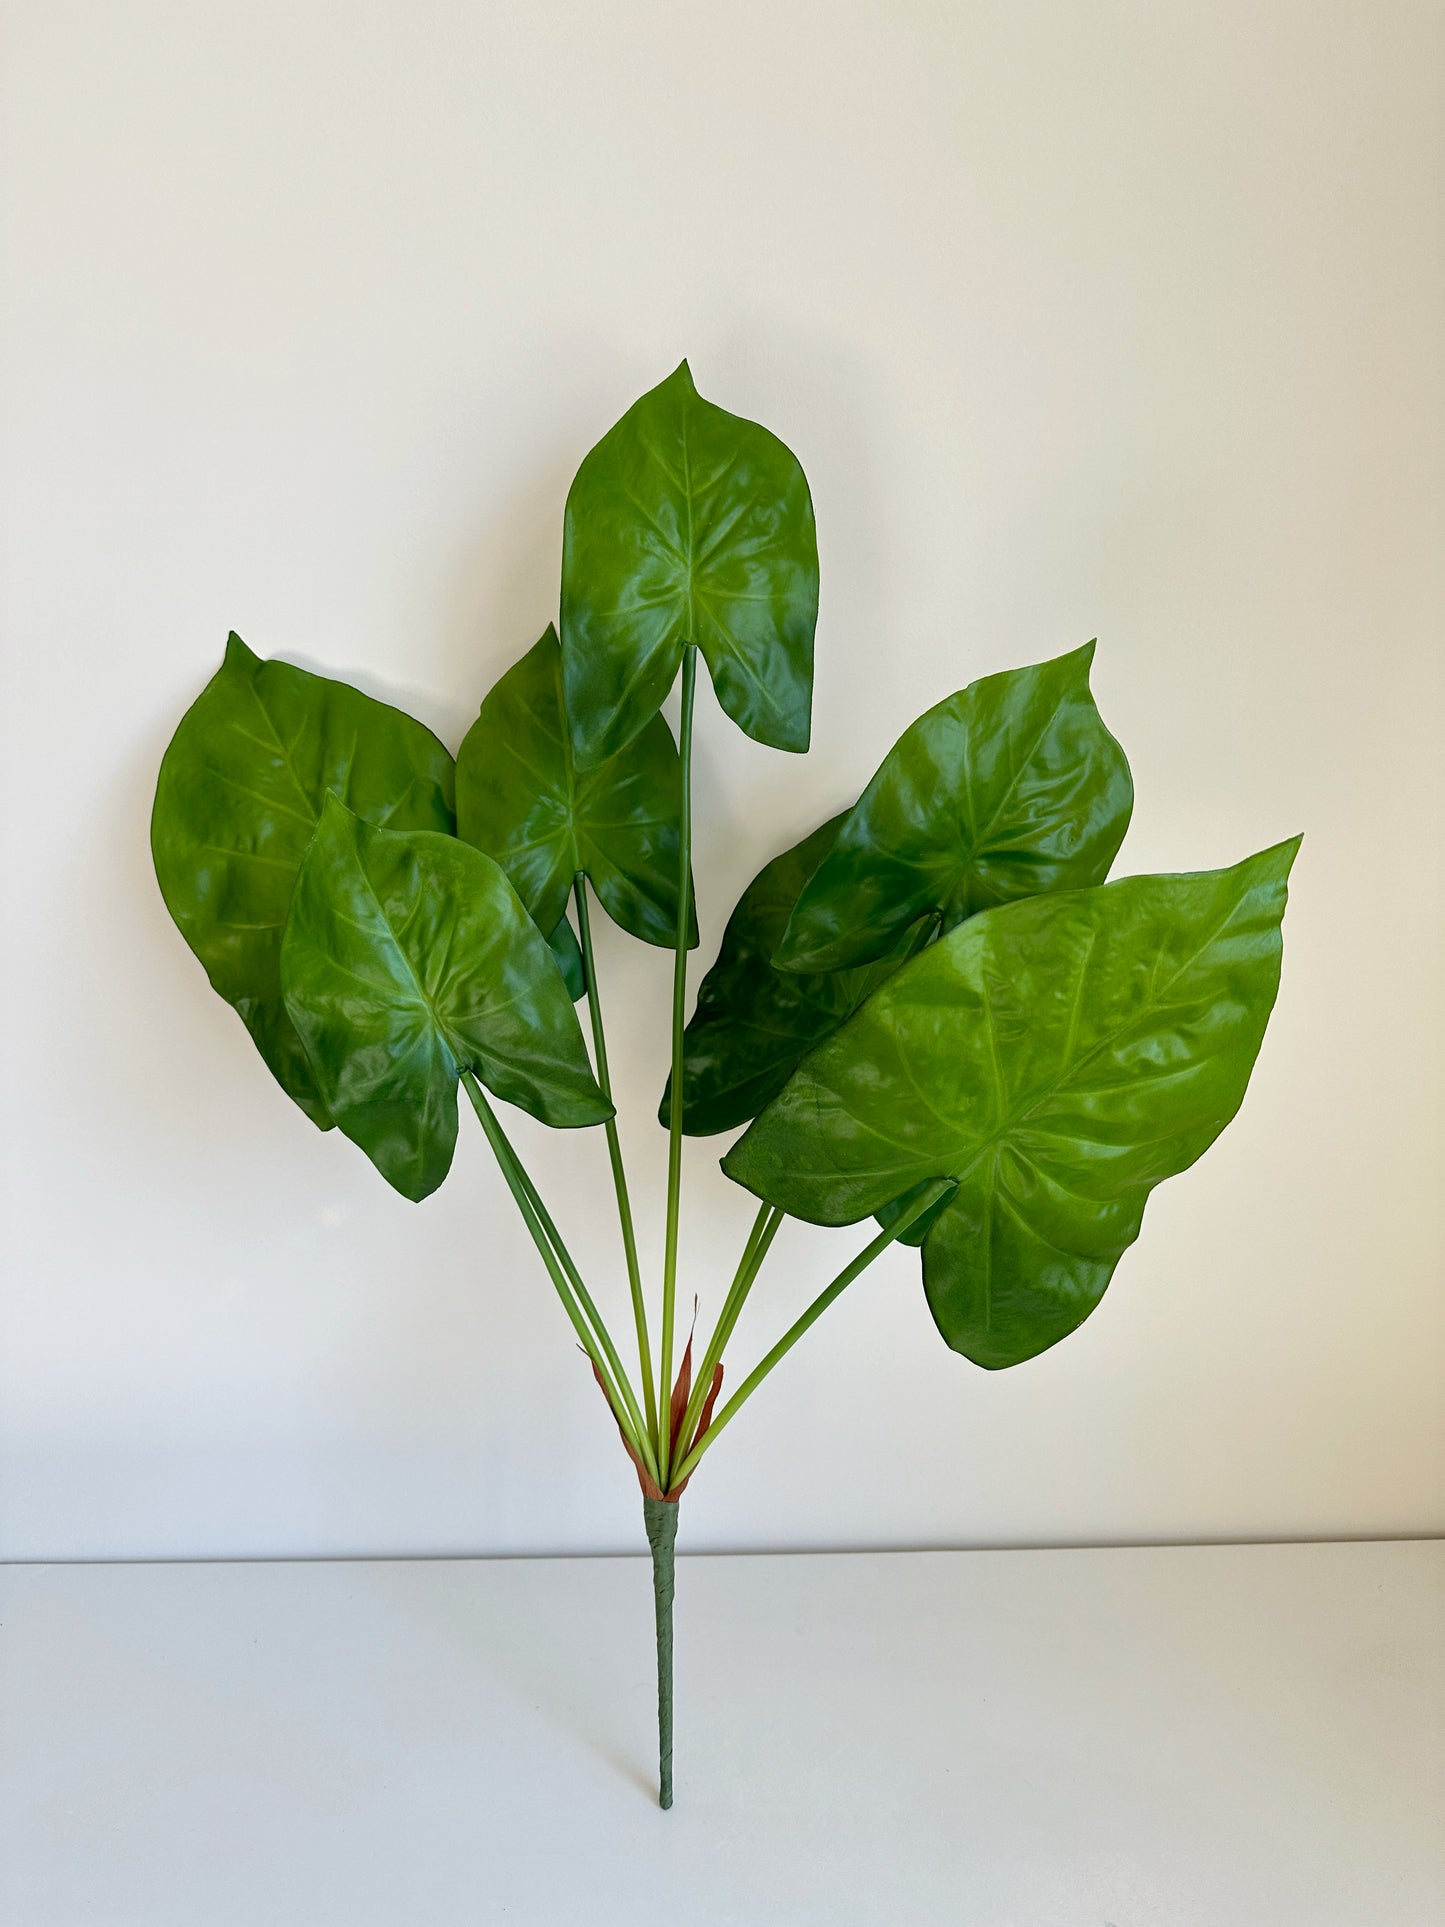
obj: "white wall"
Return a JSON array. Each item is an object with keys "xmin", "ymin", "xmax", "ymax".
[{"xmin": 2, "ymin": 0, "xmax": 1441, "ymax": 1560}]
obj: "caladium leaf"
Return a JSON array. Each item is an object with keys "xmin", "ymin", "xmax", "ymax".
[
  {"xmin": 775, "ymin": 643, "xmax": 1132, "ymax": 974},
  {"xmin": 725, "ymin": 839, "xmax": 1300, "ymax": 1367},
  {"xmin": 660, "ymin": 814, "xmax": 936, "ymax": 1137},
  {"xmin": 281, "ymin": 796, "xmax": 612, "ymax": 1202},
  {"xmin": 560, "ymin": 361, "xmax": 818, "ymax": 766},
  {"xmin": 456, "ymin": 626, "xmax": 695, "ymax": 949},
  {"xmin": 150, "ymin": 633, "xmax": 455, "ymax": 1127}
]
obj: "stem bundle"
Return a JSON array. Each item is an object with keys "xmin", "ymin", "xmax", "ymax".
[{"xmin": 466, "ymin": 651, "xmax": 944, "ymax": 1809}]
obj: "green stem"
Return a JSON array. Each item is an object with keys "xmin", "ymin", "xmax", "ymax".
[
  {"xmin": 503, "ymin": 1129, "xmax": 659, "ymax": 1485},
  {"xmin": 462, "ymin": 1073, "xmax": 658, "ymax": 1483},
  {"xmin": 668, "ymin": 1182, "xmax": 955, "ymax": 1489},
  {"xmin": 658, "ymin": 645, "xmax": 698, "ymax": 1484},
  {"xmin": 572, "ymin": 875, "xmax": 659, "ymax": 1450},
  {"xmin": 643, "ymin": 1495, "xmax": 678, "ymax": 1809},
  {"xmin": 672, "ymin": 1203, "xmax": 781, "ymax": 1466},
  {"xmin": 706, "ymin": 1205, "xmax": 784, "ymax": 1367}
]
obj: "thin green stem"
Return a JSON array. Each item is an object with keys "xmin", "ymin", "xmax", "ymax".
[
  {"xmin": 672, "ymin": 1203, "xmax": 781, "ymax": 1466},
  {"xmin": 669, "ymin": 1182, "xmax": 955, "ymax": 1489},
  {"xmin": 462, "ymin": 1072, "xmax": 657, "ymax": 1482},
  {"xmin": 707, "ymin": 1206, "xmax": 784, "ymax": 1362},
  {"xmin": 658, "ymin": 645, "xmax": 698, "ymax": 1484},
  {"xmin": 572, "ymin": 874, "xmax": 659, "ymax": 1450},
  {"xmin": 502, "ymin": 1127, "xmax": 659, "ymax": 1485}
]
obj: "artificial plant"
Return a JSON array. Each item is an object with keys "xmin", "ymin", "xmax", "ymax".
[{"xmin": 151, "ymin": 360, "xmax": 1298, "ymax": 1809}]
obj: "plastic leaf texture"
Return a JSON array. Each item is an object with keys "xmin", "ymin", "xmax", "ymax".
[
  {"xmin": 725, "ymin": 839, "xmax": 1300, "ymax": 1367},
  {"xmin": 150, "ymin": 633, "xmax": 455, "ymax": 1126},
  {"xmin": 560, "ymin": 361, "xmax": 818, "ymax": 766},
  {"xmin": 456, "ymin": 626, "xmax": 695, "ymax": 949},
  {"xmin": 281, "ymin": 796, "xmax": 612, "ymax": 1201},
  {"xmin": 660, "ymin": 813, "xmax": 935, "ymax": 1136},
  {"xmin": 775, "ymin": 643, "xmax": 1132, "ymax": 974}
]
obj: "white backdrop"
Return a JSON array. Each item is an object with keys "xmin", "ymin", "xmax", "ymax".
[{"xmin": 2, "ymin": 0, "xmax": 1441, "ymax": 1560}]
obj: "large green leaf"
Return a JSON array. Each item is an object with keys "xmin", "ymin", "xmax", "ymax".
[
  {"xmin": 560, "ymin": 361, "xmax": 819, "ymax": 766},
  {"xmin": 280, "ymin": 797, "xmax": 612, "ymax": 1202},
  {"xmin": 660, "ymin": 814, "xmax": 935, "ymax": 1137},
  {"xmin": 456, "ymin": 626, "xmax": 695, "ymax": 949},
  {"xmin": 151, "ymin": 633, "xmax": 455, "ymax": 1126},
  {"xmin": 774, "ymin": 643, "xmax": 1132, "ymax": 974},
  {"xmin": 725, "ymin": 839, "xmax": 1300, "ymax": 1367}
]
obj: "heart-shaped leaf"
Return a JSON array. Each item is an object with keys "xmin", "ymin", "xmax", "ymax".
[
  {"xmin": 660, "ymin": 813, "xmax": 935, "ymax": 1137},
  {"xmin": 151, "ymin": 633, "xmax": 456, "ymax": 1126},
  {"xmin": 560, "ymin": 361, "xmax": 818, "ymax": 766},
  {"xmin": 775, "ymin": 643, "xmax": 1132, "ymax": 974},
  {"xmin": 725, "ymin": 838, "xmax": 1300, "ymax": 1367},
  {"xmin": 456, "ymin": 626, "xmax": 695, "ymax": 949},
  {"xmin": 281, "ymin": 796, "xmax": 612, "ymax": 1201}
]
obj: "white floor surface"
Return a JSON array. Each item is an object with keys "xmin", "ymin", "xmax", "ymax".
[{"xmin": 2, "ymin": 1541, "xmax": 1442, "ymax": 1925}]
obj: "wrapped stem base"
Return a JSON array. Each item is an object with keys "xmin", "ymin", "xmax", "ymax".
[{"xmin": 643, "ymin": 1496, "xmax": 679, "ymax": 1808}]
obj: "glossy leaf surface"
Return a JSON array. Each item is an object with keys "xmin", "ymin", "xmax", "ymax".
[
  {"xmin": 726, "ymin": 840, "xmax": 1299, "ymax": 1367},
  {"xmin": 660, "ymin": 814, "xmax": 934, "ymax": 1136},
  {"xmin": 456, "ymin": 626, "xmax": 694, "ymax": 948},
  {"xmin": 776, "ymin": 643, "xmax": 1132, "ymax": 974},
  {"xmin": 561, "ymin": 361, "xmax": 818, "ymax": 765},
  {"xmin": 281, "ymin": 797, "xmax": 611, "ymax": 1201},
  {"xmin": 151, "ymin": 633, "xmax": 455, "ymax": 1126}
]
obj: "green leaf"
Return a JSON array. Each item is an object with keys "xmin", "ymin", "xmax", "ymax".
[
  {"xmin": 560, "ymin": 361, "xmax": 819, "ymax": 766},
  {"xmin": 456, "ymin": 626, "xmax": 695, "ymax": 949},
  {"xmin": 660, "ymin": 814, "xmax": 935, "ymax": 1137},
  {"xmin": 547, "ymin": 913, "xmax": 587, "ymax": 1001},
  {"xmin": 150, "ymin": 633, "xmax": 455, "ymax": 1126},
  {"xmin": 280, "ymin": 796, "xmax": 612, "ymax": 1202},
  {"xmin": 775, "ymin": 643, "xmax": 1132, "ymax": 974},
  {"xmin": 725, "ymin": 839, "xmax": 1300, "ymax": 1367}
]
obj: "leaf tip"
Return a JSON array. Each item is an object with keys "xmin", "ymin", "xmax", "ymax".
[
  {"xmin": 223, "ymin": 630, "xmax": 259, "ymax": 672},
  {"xmin": 317, "ymin": 787, "xmax": 355, "ymax": 829},
  {"xmin": 1245, "ymin": 832, "xmax": 1304, "ymax": 886}
]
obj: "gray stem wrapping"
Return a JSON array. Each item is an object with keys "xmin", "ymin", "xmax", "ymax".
[{"xmin": 643, "ymin": 1495, "xmax": 679, "ymax": 1809}]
